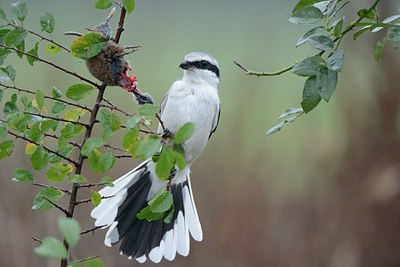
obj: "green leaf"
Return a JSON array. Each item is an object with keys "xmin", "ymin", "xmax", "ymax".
[
  {"xmin": 60, "ymin": 123, "xmax": 84, "ymax": 139},
  {"xmin": 32, "ymin": 187, "xmax": 64, "ymax": 210},
  {"xmin": 99, "ymin": 109, "xmax": 121, "ymax": 138},
  {"xmin": 122, "ymin": 0, "xmax": 135, "ymax": 13},
  {"xmin": 34, "ymin": 237, "xmax": 67, "ymax": 259},
  {"xmin": 331, "ymin": 18, "xmax": 344, "ymax": 38},
  {"xmin": 174, "ymin": 122, "xmax": 195, "ymax": 144},
  {"xmin": 137, "ymin": 206, "xmax": 164, "ymax": 222},
  {"xmin": 25, "ymin": 143, "xmax": 37, "ymax": 155},
  {"xmin": 52, "ymin": 102, "xmax": 66, "ymax": 114},
  {"xmin": 289, "ymin": 6, "xmax": 324, "ymax": 25},
  {"xmin": 66, "ymin": 84, "xmax": 94, "ymax": 101},
  {"xmin": 16, "ymin": 40, "xmax": 24, "ymax": 58},
  {"xmin": 122, "ymin": 128, "xmax": 140, "ymax": 150},
  {"xmin": 1, "ymin": 65, "xmax": 16, "ymax": 81},
  {"xmin": 68, "ymin": 262, "xmax": 80, "ymax": 267},
  {"xmin": 353, "ymin": 27, "xmax": 371, "ymax": 40},
  {"xmin": 11, "ymin": 1, "xmax": 27, "ymax": 22},
  {"xmin": 63, "ymin": 108, "xmax": 86, "ymax": 122},
  {"xmin": 0, "ymin": 48, "xmax": 11, "ymax": 65},
  {"xmin": 90, "ymin": 190, "xmax": 102, "ymax": 207},
  {"xmin": 357, "ymin": 8, "xmax": 378, "ymax": 20},
  {"xmin": 0, "ymin": 140, "xmax": 14, "ymax": 159},
  {"xmin": 327, "ymin": 49, "xmax": 344, "ymax": 71},
  {"xmin": 40, "ymin": 119, "xmax": 58, "ymax": 133},
  {"xmin": 12, "ymin": 168, "xmax": 35, "ymax": 182},
  {"xmin": 35, "ymin": 89, "xmax": 45, "ymax": 109},
  {"xmin": 81, "ymin": 138, "xmax": 105, "ymax": 156},
  {"xmin": 0, "ymin": 89, "xmax": 3, "ymax": 102},
  {"xmin": 292, "ymin": 0, "xmax": 326, "ymax": 13},
  {"xmin": 317, "ymin": 67, "xmax": 338, "ymax": 102},
  {"xmin": 149, "ymin": 187, "xmax": 173, "ymax": 213},
  {"xmin": 40, "ymin": 13, "xmax": 55, "ymax": 34},
  {"xmin": 138, "ymin": 104, "xmax": 160, "ymax": 116},
  {"xmin": 156, "ymin": 147, "xmax": 175, "ymax": 180},
  {"xmin": 5, "ymin": 28, "xmax": 27, "ymax": 47},
  {"xmin": 0, "ymin": 122, "xmax": 6, "ymax": 140},
  {"xmin": 26, "ymin": 43, "xmax": 39, "ymax": 65},
  {"xmin": 68, "ymin": 174, "xmax": 88, "ymax": 184},
  {"xmin": 301, "ymin": 76, "xmax": 321, "ymax": 113},
  {"xmin": 296, "ymin": 26, "xmax": 325, "ymax": 47},
  {"xmin": 374, "ymin": 40, "xmax": 386, "ymax": 61},
  {"xmin": 387, "ymin": 25, "xmax": 400, "ymax": 45},
  {"xmin": 278, "ymin": 107, "xmax": 304, "ymax": 120},
  {"xmin": 83, "ymin": 258, "xmax": 105, "ymax": 267},
  {"xmin": 0, "ymin": 7, "xmax": 6, "ymax": 20},
  {"xmin": 45, "ymin": 163, "xmax": 73, "ymax": 182},
  {"xmin": 126, "ymin": 115, "xmax": 141, "ymax": 129},
  {"xmin": 30, "ymin": 146, "xmax": 49, "ymax": 170},
  {"xmin": 292, "ymin": 56, "xmax": 325, "ymax": 77},
  {"xmin": 28, "ymin": 122, "xmax": 41, "ymax": 142},
  {"xmin": 45, "ymin": 43, "xmax": 61, "ymax": 55},
  {"xmin": 95, "ymin": 0, "xmax": 113, "ymax": 9},
  {"xmin": 100, "ymin": 176, "xmax": 114, "ymax": 187},
  {"xmin": 173, "ymin": 148, "xmax": 186, "ymax": 170},
  {"xmin": 88, "ymin": 149, "xmax": 115, "ymax": 174},
  {"xmin": 52, "ymin": 87, "xmax": 62, "ymax": 98},
  {"xmin": 58, "ymin": 217, "xmax": 81, "ymax": 247},
  {"xmin": 136, "ymin": 135, "xmax": 161, "ymax": 160},
  {"xmin": 70, "ymin": 32, "xmax": 108, "ymax": 59},
  {"xmin": 307, "ymin": 35, "xmax": 334, "ymax": 51}
]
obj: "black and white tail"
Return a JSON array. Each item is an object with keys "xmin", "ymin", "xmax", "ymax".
[{"xmin": 90, "ymin": 159, "xmax": 202, "ymax": 263}]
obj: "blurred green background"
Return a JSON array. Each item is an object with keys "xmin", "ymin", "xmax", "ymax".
[{"xmin": 1, "ymin": 0, "xmax": 400, "ymax": 266}]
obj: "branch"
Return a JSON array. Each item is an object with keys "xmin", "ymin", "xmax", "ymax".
[
  {"xmin": 233, "ymin": 61, "xmax": 296, "ymax": 77},
  {"xmin": 44, "ymin": 133, "xmax": 81, "ymax": 149},
  {"xmin": 0, "ymin": 44, "xmax": 101, "ymax": 89},
  {"xmin": 77, "ymin": 256, "xmax": 100, "ymax": 264},
  {"xmin": 43, "ymin": 197, "xmax": 71, "ymax": 216},
  {"xmin": 80, "ymin": 226, "xmax": 105, "ymax": 235},
  {"xmin": 7, "ymin": 130, "xmax": 79, "ymax": 166},
  {"xmin": 115, "ymin": 154, "xmax": 132, "ymax": 159},
  {"xmin": 31, "ymin": 182, "xmax": 71, "ymax": 195},
  {"xmin": 77, "ymin": 182, "xmax": 108, "ymax": 189},
  {"xmin": 75, "ymin": 195, "xmax": 113, "ymax": 205},
  {"xmin": 104, "ymin": 143, "xmax": 125, "ymax": 153},
  {"xmin": 101, "ymin": 98, "xmax": 134, "ymax": 116},
  {"xmin": 114, "ymin": 7, "xmax": 127, "ymax": 43},
  {"xmin": 8, "ymin": 23, "xmax": 70, "ymax": 52},
  {"xmin": 24, "ymin": 112, "xmax": 89, "ymax": 128},
  {"xmin": 29, "ymin": 236, "xmax": 42, "ymax": 244},
  {"xmin": 1, "ymin": 84, "xmax": 91, "ymax": 111}
]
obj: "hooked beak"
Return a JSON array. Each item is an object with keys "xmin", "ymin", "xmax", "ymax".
[{"xmin": 179, "ymin": 60, "xmax": 190, "ymax": 70}]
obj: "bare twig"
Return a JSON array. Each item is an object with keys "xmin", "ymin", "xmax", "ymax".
[
  {"xmin": 7, "ymin": 130, "xmax": 79, "ymax": 166},
  {"xmin": 80, "ymin": 226, "xmax": 105, "ymax": 235},
  {"xmin": 75, "ymin": 195, "xmax": 114, "ymax": 205},
  {"xmin": 114, "ymin": 7, "xmax": 127, "ymax": 43},
  {"xmin": 77, "ymin": 255, "xmax": 100, "ymax": 264},
  {"xmin": 115, "ymin": 154, "xmax": 132, "ymax": 159},
  {"xmin": 104, "ymin": 143, "xmax": 125, "ymax": 153},
  {"xmin": 44, "ymin": 133, "xmax": 81, "ymax": 149},
  {"xmin": 77, "ymin": 182, "xmax": 108, "ymax": 189},
  {"xmin": 155, "ymin": 113, "xmax": 166, "ymax": 131},
  {"xmin": 0, "ymin": 44, "xmax": 101, "ymax": 89},
  {"xmin": 31, "ymin": 182, "xmax": 71, "ymax": 195},
  {"xmin": 29, "ymin": 236, "xmax": 42, "ymax": 244},
  {"xmin": 24, "ymin": 112, "xmax": 89, "ymax": 128},
  {"xmin": 233, "ymin": 61, "xmax": 296, "ymax": 77},
  {"xmin": 43, "ymin": 197, "xmax": 71, "ymax": 216},
  {"xmin": 101, "ymin": 98, "xmax": 134, "ymax": 116}
]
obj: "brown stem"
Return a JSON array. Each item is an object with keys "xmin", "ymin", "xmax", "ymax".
[
  {"xmin": 43, "ymin": 197, "xmax": 71, "ymax": 216},
  {"xmin": 24, "ymin": 112, "xmax": 89, "ymax": 127},
  {"xmin": 80, "ymin": 226, "xmax": 105, "ymax": 236},
  {"xmin": 31, "ymin": 182, "xmax": 71, "ymax": 195}
]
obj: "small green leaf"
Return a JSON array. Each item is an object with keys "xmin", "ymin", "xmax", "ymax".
[
  {"xmin": 40, "ymin": 13, "xmax": 55, "ymax": 34},
  {"xmin": 15, "ymin": 40, "xmax": 24, "ymax": 58},
  {"xmin": 353, "ymin": 27, "xmax": 371, "ymax": 40},
  {"xmin": 332, "ymin": 18, "xmax": 344, "ymax": 38},
  {"xmin": 0, "ymin": 7, "xmax": 6, "ymax": 20},
  {"xmin": 374, "ymin": 40, "xmax": 386, "ymax": 61},
  {"xmin": 126, "ymin": 115, "xmax": 141, "ymax": 129},
  {"xmin": 51, "ymin": 102, "xmax": 66, "ymax": 114},
  {"xmin": 0, "ymin": 48, "xmax": 11, "ymax": 65},
  {"xmin": 90, "ymin": 190, "xmax": 102, "ymax": 207},
  {"xmin": 174, "ymin": 122, "xmax": 195, "ymax": 144},
  {"xmin": 292, "ymin": 0, "xmax": 326, "ymax": 13},
  {"xmin": 136, "ymin": 135, "xmax": 161, "ymax": 160},
  {"xmin": 40, "ymin": 119, "xmax": 58, "ymax": 133},
  {"xmin": 52, "ymin": 87, "xmax": 62, "ymax": 98},
  {"xmin": 307, "ymin": 35, "xmax": 334, "ymax": 51},
  {"xmin": 34, "ymin": 237, "xmax": 67, "ymax": 259},
  {"xmin": 68, "ymin": 174, "xmax": 88, "ymax": 184},
  {"xmin": 5, "ymin": 28, "xmax": 27, "ymax": 47},
  {"xmin": 149, "ymin": 188, "xmax": 173, "ymax": 213},
  {"xmin": 95, "ymin": 0, "xmax": 113, "ymax": 9},
  {"xmin": 357, "ymin": 8, "xmax": 378, "ymax": 20},
  {"xmin": 138, "ymin": 104, "xmax": 160, "ymax": 116},
  {"xmin": 11, "ymin": 1, "xmax": 27, "ymax": 22},
  {"xmin": 122, "ymin": 0, "xmax": 135, "ymax": 13},
  {"xmin": 1, "ymin": 65, "xmax": 16, "ymax": 81},
  {"xmin": 70, "ymin": 32, "xmax": 108, "ymax": 59},
  {"xmin": 35, "ymin": 89, "xmax": 45, "ymax": 109},
  {"xmin": 327, "ymin": 49, "xmax": 344, "ymax": 71},
  {"xmin": 100, "ymin": 176, "xmax": 114, "ymax": 187},
  {"xmin": 296, "ymin": 26, "xmax": 325, "ymax": 47},
  {"xmin": 45, "ymin": 163, "xmax": 73, "ymax": 182},
  {"xmin": 137, "ymin": 206, "xmax": 164, "ymax": 221},
  {"xmin": 81, "ymin": 137, "xmax": 105, "ymax": 156},
  {"xmin": 156, "ymin": 147, "xmax": 175, "ymax": 180},
  {"xmin": 45, "ymin": 43, "xmax": 61, "ymax": 55},
  {"xmin": 0, "ymin": 123, "xmax": 6, "ymax": 140},
  {"xmin": 12, "ymin": 168, "xmax": 35, "ymax": 182},
  {"xmin": 32, "ymin": 187, "xmax": 64, "ymax": 210},
  {"xmin": 83, "ymin": 258, "xmax": 105, "ymax": 267},
  {"xmin": 0, "ymin": 89, "xmax": 3, "ymax": 102},
  {"xmin": 289, "ymin": 6, "xmax": 324, "ymax": 25},
  {"xmin": 26, "ymin": 43, "xmax": 39, "ymax": 65},
  {"xmin": 30, "ymin": 146, "xmax": 49, "ymax": 170},
  {"xmin": 25, "ymin": 143, "xmax": 37, "ymax": 155},
  {"xmin": 278, "ymin": 108, "xmax": 304, "ymax": 120},
  {"xmin": 58, "ymin": 217, "xmax": 81, "ymax": 247},
  {"xmin": 88, "ymin": 149, "xmax": 115, "ymax": 174},
  {"xmin": 66, "ymin": 84, "xmax": 94, "ymax": 101},
  {"xmin": 317, "ymin": 67, "xmax": 338, "ymax": 102},
  {"xmin": 301, "ymin": 76, "xmax": 321, "ymax": 113},
  {"xmin": 292, "ymin": 56, "xmax": 325, "ymax": 77},
  {"xmin": 173, "ymin": 149, "xmax": 186, "ymax": 170},
  {"xmin": 99, "ymin": 109, "xmax": 121, "ymax": 138},
  {"xmin": 63, "ymin": 108, "xmax": 86, "ymax": 122},
  {"xmin": 0, "ymin": 140, "xmax": 14, "ymax": 159}
]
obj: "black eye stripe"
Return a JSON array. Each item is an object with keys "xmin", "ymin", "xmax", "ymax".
[{"xmin": 188, "ymin": 60, "xmax": 220, "ymax": 78}]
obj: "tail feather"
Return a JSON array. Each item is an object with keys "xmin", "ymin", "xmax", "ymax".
[{"xmin": 91, "ymin": 161, "xmax": 203, "ymax": 263}]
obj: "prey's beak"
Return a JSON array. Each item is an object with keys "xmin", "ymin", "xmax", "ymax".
[{"xmin": 179, "ymin": 60, "xmax": 190, "ymax": 70}]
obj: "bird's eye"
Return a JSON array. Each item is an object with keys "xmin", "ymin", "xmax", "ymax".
[{"xmin": 200, "ymin": 60, "xmax": 208, "ymax": 67}]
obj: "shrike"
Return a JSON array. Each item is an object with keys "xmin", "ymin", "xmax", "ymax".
[{"xmin": 91, "ymin": 52, "xmax": 221, "ymax": 263}]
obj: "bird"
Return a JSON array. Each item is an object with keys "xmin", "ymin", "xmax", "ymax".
[{"xmin": 91, "ymin": 52, "xmax": 221, "ymax": 263}]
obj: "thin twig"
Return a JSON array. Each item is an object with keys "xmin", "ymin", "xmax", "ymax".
[
  {"xmin": 8, "ymin": 23, "xmax": 70, "ymax": 52},
  {"xmin": 77, "ymin": 182, "xmax": 108, "ymax": 189},
  {"xmin": 44, "ymin": 133, "xmax": 81, "ymax": 149},
  {"xmin": 7, "ymin": 130, "xmax": 79, "ymax": 166},
  {"xmin": 233, "ymin": 61, "xmax": 296, "ymax": 77},
  {"xmin": 101, "ymin": 98, "xmax": 134, "ymax": 116},
  {"xmin": 115, "ymin": 154, "xmax": 132, "ymax": 158},
  {"xmin": 1, "ymin": 84, "xmax": 92, "ymax": 111},
  {"xmin": 31, "ymin": 182, "xmax": 71, "ymax": 195},
  {"xmin": 104, "ymin": 143, "xmax": 125, "ymax": 153},
  {"xmin": 80, "ymin": 226, "xmax": 105, "ymax": 235},
  {"xmin": 114, "ymin": 7, "xmax": 127, "ymax": 43},
  {"xmin": 0, "ymin": 44, "xmax": 101, "ymax": 89},
  {"xmin": 29, "ymin": 236, "xmax": 42, "ymax": 244},
  {"xmin": 77, "ymin": 256, "xmax": 100, "ymax": 264},
  {"xmin": 43, "ymin": 197, "xmax": 71, "ymax": 216},
  {"xmin": 75, "ymin": 195, "xmax": 114, "ymax": 205},
  {"xmin": 24, "ymin": 112, "xmax": 89, "ymax": 128},
  {"xmin": 155, "ymin": 113, "xmax": 166, "ymax": 131}
]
